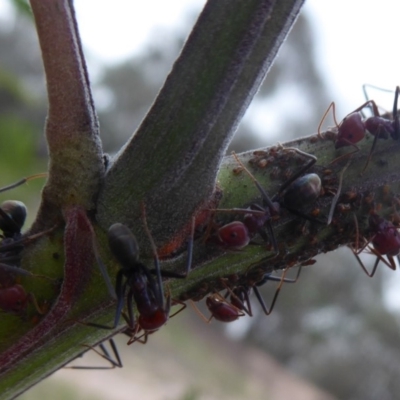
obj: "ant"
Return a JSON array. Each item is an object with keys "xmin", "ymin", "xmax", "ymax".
[
  {"xmin": 318, "ymin": 86, "xmax": 399, "ymax": 171},
  {"xmin": 351, "ymin": 213, "xmax": 400, "ymax": 277},
  {"xmin": 85, "ymin": 204, "xmax": 194, "ymax": 344},
  {"xmin": 0, "ymin": 174, "xmax": 50, "ymax": 316},
  {"xmin": 226, "ymin": 266, "xmax": 302, "ymax": 317},
  {"xmin": 192, "ymin": 266, "xmax": 294, "ymax": 323},
  {"xmin": 212, "ymin": 149, "xmax": 322, "ymax": 252},
  {"xmin": 200, "ymin": 292, "xmax": 245, "ymax": 323},
  {"xmin": 0, "ymin": 282, "xmax": 44, "ymax": 315}
]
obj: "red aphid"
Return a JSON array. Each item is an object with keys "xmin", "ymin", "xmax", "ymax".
[
  {"xmin": 217, "ymin": 221, "xmax": 250, "ymax": 249},
  {"xmin": 0, "ymin": 284, "xmax": 29, "ymax": 314}
]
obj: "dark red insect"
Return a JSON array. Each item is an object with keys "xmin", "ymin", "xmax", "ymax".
[
  {"xmin": 190, "ymin": 292, "xmax": 245, "ymax": 323},
  {"xmin": 353, "ymin": 213, "xmax": 400, "ymax": 277},
  {"xmin": 192, "ymin": 266, "xmax": 297, "ymax": 323},
  {"xmin": 205, "ymin": 293, "xmax": 245, "ymax": 323},
  {"xmin": 318, "ymin": 87, "xmax": 399, "ymax": 170},
  {"xmin": 216, "ymin": 221, "xmax": 251, "ymax": 250},
  {"xmin": 0, "ymin": 283, "xmax": 43, "ymax": 315}
]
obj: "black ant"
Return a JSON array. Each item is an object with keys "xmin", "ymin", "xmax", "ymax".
[
  {"xmin": 86, "ymin": 204, "xmax": 194, "ymax": 344},
  {"xmin": 0, "ymin": 174, "xmax": 51, "ymax": 316}
]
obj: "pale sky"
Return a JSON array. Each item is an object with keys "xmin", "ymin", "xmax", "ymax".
[{"xmin": 71, "ymin": 0, "xmax": 400, "ymax": 112}]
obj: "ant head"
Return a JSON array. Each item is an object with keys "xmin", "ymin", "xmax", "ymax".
[
  {"xmin": 0, "ymin": 200, "xmax": 27, "ymax": 237},
  {"xmin": 335, "ymin": 112, "xmax": 365, "ymax": 148},
  {"xmin": 369, "ymin": 214, "xmax": 400, "ymax": 256},
  {"xmin": 243, "ymin": 206, "xmax": 276, "ymax": 235},
  {"xmin": 217, "ymin": 221, "xmax": 250, "ymax": 249},
  {"xmin": 108, "ymin": 223, "xmax": 140, "ymax": 267}
]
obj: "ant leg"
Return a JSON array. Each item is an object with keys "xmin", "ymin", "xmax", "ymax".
[
  {"xmin": 123, "ymin": 304, "xmax": 143, "ymax": 345},
  {"xmin": 0, "ymin": 173, "xmax": 47, "ymax": 194},
  {"xmin": 26, "ymin": 292, "xmax": 45, "ymax": 314},
  {"xmin": 368, "ymin": 247, "xmax": 396, "ymax": 271},
  {"xmin": 362, "ymin": 84, "xmax": 396, "ymax": 116},
  {"xmin": 352, "ymin": 249, "xmax": 380, "ymax": 278},
  {"xmin": 351, "ymin": 242, "xmax": 395, "ymax": 277},
  {"xmin": 190, "ymin": 299, "xmax": 212, "ymax": 323},
  {"xmin": 169, "ymin": 298, "xmax": 187, "ymax": 318},
  {"xmin": 0, "ymin": 262, "xmax": 52, "ymax": 281},
  {"xmin": 79, "ymin": 270, "xmax": 126, "ymax": 331},
  {"xmin": 0, "ymin": 226, "xmax": 57, "ymax": 253},
  {"xmin": 257, "ymin": 264, "xmax": 302, "ymax": 286},
  {"xmin": 89, "ymin": 224, "xmax": 117, "ymax": 300},
  {"xmin": 183, "ymin": 217, "xmax": 195, "ymax": 277},
  {"xmin": 151, "ymin": 216, "xmax": 195, "ymax": 279},
  {"xmin": 318, "ymin": 102, "xmax": 340, "ymax": 139},
  {"xmin": 66, "ymin": 339, "xmax": 122, "ymax": 369},
  {"xmin": 361, "ymin": 92, "xmax": 395, "ymax": 171},
  {"xmin": 262, "ymin": 220, "xmax": 278, "ymax": 253},
  {"xmin": 361, "ymin": 133, "xmax": 380, "ymax": 173},
  {"xmin": 253, "ymin": 266, "xmax": 290, "ymax": 316},
  {"xmin": 329, "ymin": 143, "xmax": 360, "ymax": 165},
  {"xmin": 327, "ymin": 159, "xmax": 351, "ymax": 225},
  {"xmin": 221, "ymin": 280, "xmax": 252, "ymax": 316},
  {"xmin": 350, "ymin": 214, "xmax": 372, "ymax": 256},
  {"xmin": 141, "ymin": 203, "xmax": 165, "ymax": 306},
  {"xmin": 127, "ymin": 330, "xmax": 148, "ymax": 345},
  {"xmin": 363, "ymin": 84, "xmax": 394, "ymax": 101},
  {"xmin": 351, "ymin": 100, "xmax": 380, "ymax": 116}
]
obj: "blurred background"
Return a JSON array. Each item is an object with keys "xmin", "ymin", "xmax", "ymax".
[{"xmin": 1, "ymin": 0, "xmax": 400, "ymax": 399}]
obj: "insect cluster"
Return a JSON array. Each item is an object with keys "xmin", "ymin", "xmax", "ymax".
[
  {"xmin": 5, "ymin": 87, "xmax": 400, "ymax": 373},
  {"xmin": 0, "ymin": 175, "xmax": 50, "ymax": 320},
  {"xmin": 316, "ymin": 85, "xmax": 400, "ymax": 277}
]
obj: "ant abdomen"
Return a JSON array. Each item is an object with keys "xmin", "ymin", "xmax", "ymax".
[
  {"xmin": 0, "ymin": 200, "xmax": 27, "ymax": 238},
  {"xmin": 282, "ymin": 173, "xmax": 321, "ymax": 210},
  {"xmin": 108, "ymin": 223, "xmax": 140, "ymax": 266}
]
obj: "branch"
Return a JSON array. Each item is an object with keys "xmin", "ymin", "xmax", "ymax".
[
  {"xmin": 0, "ymin": 0, "xmax": 343, "ymax": 397},
  {"xmin": 96, "ymin": 0, "xmax": 305, "ymax": 251},
  {"xmin": 30, "ymin": 0, "xmax": 105, "ymax": 227}
]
